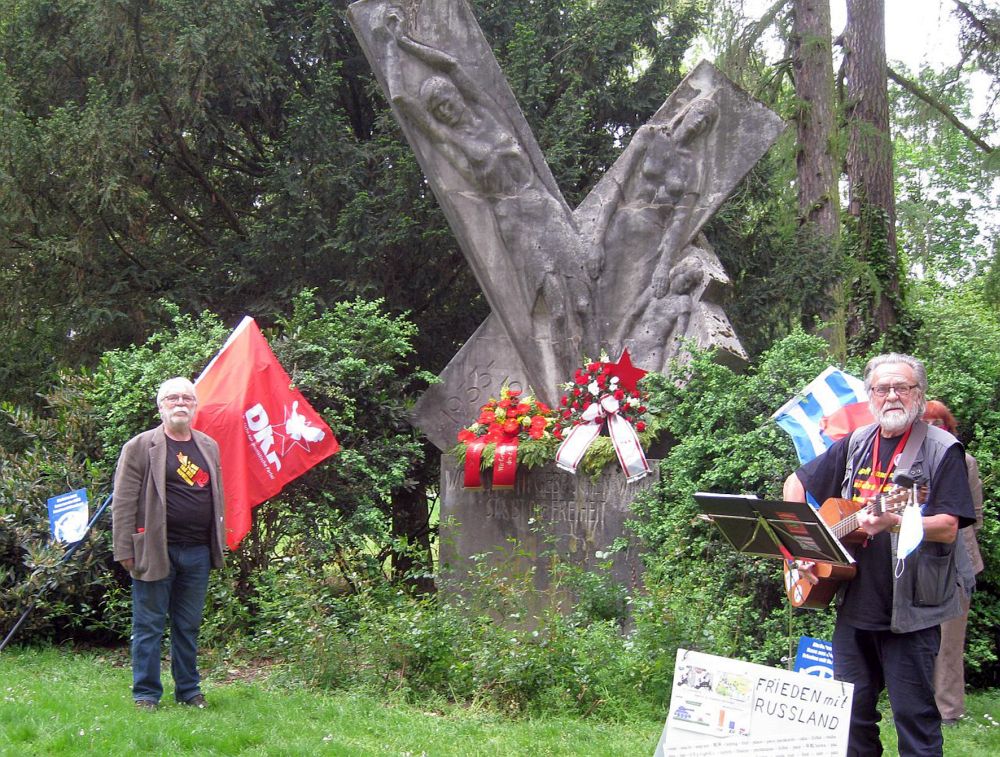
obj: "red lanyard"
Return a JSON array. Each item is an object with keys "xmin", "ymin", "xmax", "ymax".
[{"xmin": 869, "ymin": 425, "xmax": 912, "ymax": 495}]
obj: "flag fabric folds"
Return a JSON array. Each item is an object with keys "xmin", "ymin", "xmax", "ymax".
[
  {"xmin": 772, "ymin": 366, "xmax": 874, "ymax": 465},
  {"xmin": 193, "ymin": 317, "xmax": 340, "ymax": 550}
]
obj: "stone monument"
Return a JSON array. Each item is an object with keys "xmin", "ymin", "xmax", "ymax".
[{"xmin": 348, "ymin": 0, "xmax": 784, "ymax": 598}]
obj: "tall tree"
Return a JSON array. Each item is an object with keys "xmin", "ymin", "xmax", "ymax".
[
  {"xmin": 842, "ymin": 0, "xmax": 902, "ymax": 348},
  {"xmin": 791, "ymin": 0, "xmax": 844, "ymax": 357}
]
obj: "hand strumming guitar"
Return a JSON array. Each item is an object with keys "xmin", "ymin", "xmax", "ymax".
[{"xmin": 856, "ymin": 507, "xmax": 902, "ymax": 537}]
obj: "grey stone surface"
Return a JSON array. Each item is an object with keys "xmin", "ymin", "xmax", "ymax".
[
  {"xmin": 438, "ymin": 457, "xmax": 655, "ymax": 603},
  {"xmin": 411, "ymin": 314, "xmax": 529, "ymax": 452},
  {"xmin": 350, "ymin": 0, "xmax": 596, "ymax": 402},
  {"xmin": 348, "ymin": 1, "xmax": 781, "ymax": 602},
  {"xmin": 348, "ymin": 1, "xmax": 783, "ymax": 448}
]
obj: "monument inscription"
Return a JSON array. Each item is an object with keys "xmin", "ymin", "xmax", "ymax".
[{"xmin": 439, "ymin": 458, "xmax": 657, "ymax": 596}]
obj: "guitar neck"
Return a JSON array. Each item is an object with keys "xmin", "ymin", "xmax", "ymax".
[{"xmin": 830, "ymin": 487, "xmax": 923, "ymax": 540}]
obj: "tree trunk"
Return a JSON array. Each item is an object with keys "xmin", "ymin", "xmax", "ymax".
[
  {"xmin": 792, "ymin": 0, "xmax": 845, "ymax": 358},
  {"xmin": 391, "ymin": 483, "xmax": 436, "ymax": 594},
  {"xmin": 843, "ymin": 0, "xmax": 901, "ymax": 347}
]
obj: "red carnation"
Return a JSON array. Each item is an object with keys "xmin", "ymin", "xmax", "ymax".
[
  {"xmin": 636, "ymin": 421, "xmax": 646, "ymax": 432},
  {"xmin": 457, "ymin": 428, "xmax": 478, "ymax": 443}
]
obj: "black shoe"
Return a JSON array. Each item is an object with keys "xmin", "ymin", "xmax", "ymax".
[
  {"xmin": 134, "ymin": 699, "xmax": 158, "ymax": 711},
  {"xmin": 180, "ymin": 693, "xmax": 207, "ymax": 709}
]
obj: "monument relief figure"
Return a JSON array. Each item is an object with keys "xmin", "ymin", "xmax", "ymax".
[
  {"xmin": 621, "ymin": 254, "xmax": 703, "ymax": 373},
  {"xmin": 372, "ymin": 4, "xmax": 595, "ymax": 385},
  {"xmin": 350, "ymin": 0, "xmax": 783, "ymax": 449},
  {"xmin": 593, "ymin": 94, "xmax": 719, "ymax": 310}
]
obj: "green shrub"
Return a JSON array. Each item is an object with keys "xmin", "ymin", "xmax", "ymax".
[{"xmin": 629, "ymin": 330, "xmax": 856, "ymax": 669}]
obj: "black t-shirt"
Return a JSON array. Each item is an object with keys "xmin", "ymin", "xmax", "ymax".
[
  {"xmin": 797, "ymin": 428, "xmax": 974, "ymax": 630},
  {"xmin": 165, "ymin": 437, "xmax": 214, "ymax": 546}
]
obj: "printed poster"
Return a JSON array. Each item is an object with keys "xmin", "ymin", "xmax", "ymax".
[
  {"xmin": 47, "ymin": 488, "xmax": 89, "ymax": 544},
  {"xmin": 654, "ymin": 649, "xmax": 853, "ymax": 756}
]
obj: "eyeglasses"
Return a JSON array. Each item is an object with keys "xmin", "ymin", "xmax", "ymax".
[
  {"xmin": 870, "ymin": 384, "xmax": 918, "ymax": 398},
  {"xmin": 161, "ymin": 394, "xmax": 197, "ymax": 405}
]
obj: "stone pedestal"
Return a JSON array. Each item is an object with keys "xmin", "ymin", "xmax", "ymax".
[{"xmin": 438, "ymin": 457, "xmax": 658, "ymax": 610}]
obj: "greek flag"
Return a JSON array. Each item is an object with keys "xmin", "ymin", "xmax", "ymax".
[{"xmin": 772, "ymin": 367, "xmax": 871, "ymax": 464}]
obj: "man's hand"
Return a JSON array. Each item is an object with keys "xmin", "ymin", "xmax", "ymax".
[
  {"xmin": 120, "ymin": 558, "xmax": 135, "ymax": 571},
  {"xmin": 792, "ymin": 560, "xmax": 819, "ymax": 585},
  {"xmin": 856, "ymin": 508, "xmax": 901, "ymax": 537}
]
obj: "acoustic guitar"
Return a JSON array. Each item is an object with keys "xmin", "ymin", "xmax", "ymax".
[{"xmin": 783, "ymin": 485, "xmax": 924, "ymax": 609}]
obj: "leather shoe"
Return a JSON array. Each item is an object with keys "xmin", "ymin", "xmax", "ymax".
[
  {"xmin": 180, "ymin": 693, "xmax": 207, "ymax": 709},
  {"xmin": 134, "ymin": 699, "xmax": 158, "ymax": 712}
]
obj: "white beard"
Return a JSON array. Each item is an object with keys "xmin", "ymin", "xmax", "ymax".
[{"xmin": 874, "ymin": 400, "xmax": 919, "ymax": 435}]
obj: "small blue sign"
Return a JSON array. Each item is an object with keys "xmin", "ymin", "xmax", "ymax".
[
  {"xmin": 794, "ymin": 635, "xmax": 835, "ymax": 678},
  {"xmin": 47, "ymin": 489, "xmax": 89, "ymax": 544}
]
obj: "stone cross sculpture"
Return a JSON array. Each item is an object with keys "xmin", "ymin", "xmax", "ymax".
[{"xmin": 348, "ymin": 0, "xmax": 785, "ymax": 452}]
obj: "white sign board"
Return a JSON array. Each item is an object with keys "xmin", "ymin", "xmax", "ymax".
[{"xmin": 654, "ymin": 649, "xmax": 853, "ymax": 757}]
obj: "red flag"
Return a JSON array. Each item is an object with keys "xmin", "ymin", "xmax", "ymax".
[
  {"xmin": 820, "ymin": 401, "xmax": 875, "ymax": 441},
  {"xmin": 193, "ymin": 317, "xmax": 340, "ymax": 550}
]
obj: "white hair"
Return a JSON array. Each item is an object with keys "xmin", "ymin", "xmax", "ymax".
[{"xmin": 156, "ymin": 377, "xmax": 197, "ymax": 405}]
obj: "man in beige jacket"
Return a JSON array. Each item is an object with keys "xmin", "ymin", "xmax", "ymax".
[{"xmin": 112, "ymin": 377, "xmax": 226, "ymax": 711}]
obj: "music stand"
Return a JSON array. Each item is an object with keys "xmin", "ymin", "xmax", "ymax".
[{"xmin": 693, "ymin": 493, "xmax": 854, "ymax": 566}]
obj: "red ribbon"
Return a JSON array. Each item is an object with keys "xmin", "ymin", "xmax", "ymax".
[
  {"xmin": 462, "ymin": 437, "xmax": 520, "ymax": 489},
  {"xmin": 492, "ymin": 440, "xmax": 519, "ymax": 489},
  {"xmin": 463, "ymin": 439, "xmax": 486, "ymax": 489}
]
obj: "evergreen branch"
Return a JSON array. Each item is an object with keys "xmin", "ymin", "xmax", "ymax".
[{"xmin": 887, "ymin": 67, "xmax": 995, "ymax": 154}]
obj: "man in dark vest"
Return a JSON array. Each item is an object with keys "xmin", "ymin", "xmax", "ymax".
[
  {"xmin": 783, "ymin": 353, "xmax": 974, "ymax": 756},
  {"xmin": 112, "ymin": 377, "xmax": 226, "ymax": 711}
]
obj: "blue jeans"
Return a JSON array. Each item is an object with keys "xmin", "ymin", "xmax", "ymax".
[
  {"xmin": 833, "ymin": 620, "xmax": 942, "ymax": 756},
  {"xmin": 131, "ymin": 543, "xmax": 210, "ymax": 703}
]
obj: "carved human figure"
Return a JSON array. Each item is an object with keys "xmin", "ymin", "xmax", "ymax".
[
  {"xmin": 373, "ymin": 5, "xmax": 594, "ymax": 376},
  {"xmin": 622, "ymin": 255, "xmax": 703, "ymax": 372},
  {"xmin": 590, "ymin": 94, "xmax": 718, "ymax": 355}
]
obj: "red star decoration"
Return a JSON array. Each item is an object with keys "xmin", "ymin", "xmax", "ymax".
[{"xmin": 608, "ymin": 348, "xmax": 647, "ymax": 393}]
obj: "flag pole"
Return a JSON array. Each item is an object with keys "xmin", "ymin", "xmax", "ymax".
[{"xmin": 0, "ymin": 492, "xmax": 114, "ymax": 653}]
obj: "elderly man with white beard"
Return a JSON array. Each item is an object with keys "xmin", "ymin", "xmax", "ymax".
[
  {"xmin": 783, "ymin": 353, "xmax": 975, "ymax": 756},
  {"xmin": 112, "ymin": 377, "xmax": 226, "ymax": 711}
]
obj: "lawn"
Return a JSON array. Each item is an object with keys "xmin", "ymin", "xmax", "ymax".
[{"xmin": 1, "ymin": 646, "xmax": 997, "ymax": 755}]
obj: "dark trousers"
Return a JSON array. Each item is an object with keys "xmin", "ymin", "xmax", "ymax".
[
  {"xmin": 131, "ymin": 543, "xmax": 211, "ymax": 703},
  {"xmin": 833, "ymin": 620, "xmax": 942, "ymax": 756}
]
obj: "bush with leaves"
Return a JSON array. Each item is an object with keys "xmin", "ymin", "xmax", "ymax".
[
  {"xmin": 910, "ymin": 281, "xmax": 1000, "ymax": 687},
  {"xmin": 2, "ymin": 292, "xmax": 430, "ymax": 645},
  {"xmin": 0, "ymin": 376, "xmax": 121, "ymax": 643},
  {"xmin": 222, "ymin": 538, "xmax": 675, "ymax": 720},
  {"xmin": 628, "ymin": 331, "xmax": 860, "ymax": 668}
]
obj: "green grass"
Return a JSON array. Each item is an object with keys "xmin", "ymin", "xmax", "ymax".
[
  {"xmin": 2, "ymin": 646, "xmax": 998, "ymax": 755},
  {"xmin": 0, "ymin": 646, "xmax": 660, "ymax": 755}
]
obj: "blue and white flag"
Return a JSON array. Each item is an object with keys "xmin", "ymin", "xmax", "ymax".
[{"xmin": 772, "ymin": 367, "xmax": 872, "ymax": 464}]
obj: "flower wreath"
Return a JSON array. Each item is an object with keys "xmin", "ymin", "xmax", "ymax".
[
  {"xmin": 452, "ymin": 384, "xmax": 558, "ymax": 488},
  {"xmin": 554, "ymin": 349, "xmax": 654, "ymax": 481}
]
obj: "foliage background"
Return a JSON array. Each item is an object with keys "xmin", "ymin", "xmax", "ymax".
[{"xmin": 1, "ymin": 0, "xmax": 998, "ymax": 719}]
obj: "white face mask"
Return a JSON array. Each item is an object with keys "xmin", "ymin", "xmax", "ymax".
[{"xmin": 894, "ymin": 503, "xmax": 925, "ymax": 578}]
